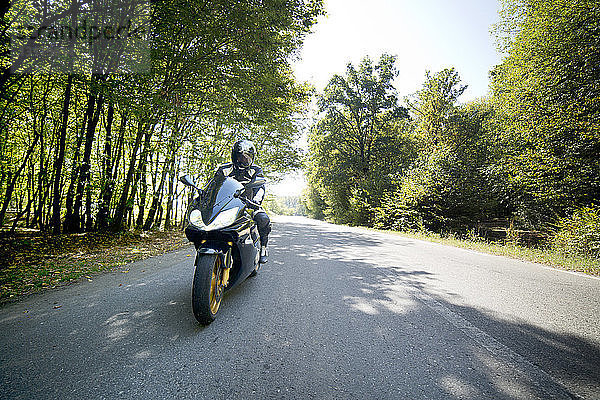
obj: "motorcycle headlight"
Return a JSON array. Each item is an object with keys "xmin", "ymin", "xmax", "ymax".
[
  {"xmin": 189, "ymin": 207, "xmax": 239, "ymax": 231},
  {"xmin": 189, "ymin": 209, "xmax": 205, "ymax": 228},
  {"xmin": 206, "ymin": 207, "xmax": 240, "ymax": 230}
]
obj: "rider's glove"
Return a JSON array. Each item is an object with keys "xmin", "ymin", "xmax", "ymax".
[{"xmin": 246, "ymin": 199, "xmax": 260, "ymax": 210}]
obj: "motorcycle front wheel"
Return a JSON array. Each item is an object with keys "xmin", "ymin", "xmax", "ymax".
[{"xmin": 192, "ymin": 254, "xmax": 225, "ymax": 324}]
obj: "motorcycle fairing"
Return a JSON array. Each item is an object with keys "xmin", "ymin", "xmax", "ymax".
[
  {"xmin": 184, "ymin": 176, "xmax": 260, "ymax": 291},
  {"xmin": 200, "ymin": 177, "xmax": 245, "ymax": 225},
  {"xmin": 185, "ymin": 227, "xmax": 258, "ymax": 292}
]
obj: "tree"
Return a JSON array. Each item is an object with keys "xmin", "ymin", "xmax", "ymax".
[
  {"xmin": 307, "ymin": 54, "xmax": 412, "ymax": 224},
  {"xmin": 1, "ymin": 0, "xmax": 324, "ymax": 232},
  {"xmin": 408, "ymin": 68, "xmax": 467, "ymax": 146},
  {"xmin": 376, "ymin": 69, "xmax": 500, "ymax": 232},
  {"xmin": 490, "ymin": 0, "xmax": 600, "ymax": 227}
]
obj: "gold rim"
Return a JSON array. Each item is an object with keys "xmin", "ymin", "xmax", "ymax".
[{"xmin": 209, "ymin": 256, "xmax": 224, "ymax": 315}]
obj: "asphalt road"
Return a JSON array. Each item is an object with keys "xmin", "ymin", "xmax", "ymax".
[{"xmin": 1, "ymin": 216, "xmax": 599, "ymax": 399}]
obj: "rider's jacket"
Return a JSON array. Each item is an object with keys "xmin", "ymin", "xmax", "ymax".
[{"xmin": 214, "ymin": 162, "xmax": 266, "ymax": 204}]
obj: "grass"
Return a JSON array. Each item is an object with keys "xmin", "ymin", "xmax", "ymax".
[
  {"xmin": 0, "ymin": 229, "xmax": 189, "ymax": 302},
  {"xmin": 372, "ymin": 228, "xmax": 600, "ymax": 276}
]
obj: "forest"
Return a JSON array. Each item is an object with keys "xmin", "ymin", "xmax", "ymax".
[
  {"xmin": 0, "ymin": 0, "xmax": 322, "ymax": 234},
  {"xmin": 304, "ymin": 0, "xmax": 600, "ymax": 260},
  {"xmin": 1, "ymin": 0, "xmax": 598, "ymax": 264}
]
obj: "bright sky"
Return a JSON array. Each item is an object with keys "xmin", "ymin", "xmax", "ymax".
[{"xmin": 270, "ymin": 0, "xmax": 503, "ymax": 197}]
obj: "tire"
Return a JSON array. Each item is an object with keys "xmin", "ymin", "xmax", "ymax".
[{"xmin": 192, "ymin": 254, "xmax": 225, "ymax": 324}]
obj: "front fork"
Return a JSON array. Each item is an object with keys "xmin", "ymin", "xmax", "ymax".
[
  {"xmin": 196, "ymin": 242, "xmax": 234, "ymax": 288},
  {"xmin": 220, "ymin": 247, "xmax": 233, "ymax": 288}
]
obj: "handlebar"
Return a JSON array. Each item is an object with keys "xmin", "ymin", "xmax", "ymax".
[{"xmin": 233, "ymin": 190, "xmax": 260, "ymax": 210}]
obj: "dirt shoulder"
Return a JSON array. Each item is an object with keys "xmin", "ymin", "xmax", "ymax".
[{"xmin": 0, "ymin": 229, "xmax": 190, "ymax": 303}]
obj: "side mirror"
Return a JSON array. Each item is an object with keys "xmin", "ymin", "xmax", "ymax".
[
  {"xmin": 179, "ymin": 175, "xmax": 198, "ymax": 190},
  {"xmin": 245, "ymin": 177, "xmax": 267, "ymax": 189}
]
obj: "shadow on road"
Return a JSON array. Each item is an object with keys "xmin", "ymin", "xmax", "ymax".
[
  {"xmin": 1, "ymin": 217, "xmax": 599, "ymax": 399},
  {"xmin": 267, "ymin": 217, "xmax": 600, "ymax": 399}
]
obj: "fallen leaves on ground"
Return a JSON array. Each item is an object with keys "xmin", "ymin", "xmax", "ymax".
[{"xmin": 0, "ymin": 229, "xmax": 189, "ymax": 302}]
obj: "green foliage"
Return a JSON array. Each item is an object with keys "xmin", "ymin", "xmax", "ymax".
[
  {"xmin": 552, "ymin": 205, "xmax": 600, "ymax": 258},
  {"xmin": 263, "ymin": 195, "xmax": 307, "ymax": 216},
  {"xmin": 374, "ymin": 70, "xmax": 501, "ymax": 232},
  {"xmin": 0, "ymin": 0, "xmax": 324, "ymax": 231},
  {"xmin": 489, "ymin": 0, "xmax": 600, "ymax": 227},
  {"xmin": 372, "ymin": 193, "xmax": 424, "ymax": 232},
  {"xmin": 306, "ymin": 54, "xmax": 413, "ymax": 225},
  {"xmin": 308, "ymin": 63, "xmax": 503, "ymax": 232},
  {"xmin": 301, "ymin": 185, "xmax": 326, "ymax": 220},
  {"xmin": 408, "ymin": 67, "xmax": 467, "ymax": 146},
  {"xmin": 303, "ymin": 0, "xmax": 600, "ymax": 267}
]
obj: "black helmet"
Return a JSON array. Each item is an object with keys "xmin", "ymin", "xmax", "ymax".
[{"xmin": 231, "ymin": 139, "xmax": 256, "ymax": 169}]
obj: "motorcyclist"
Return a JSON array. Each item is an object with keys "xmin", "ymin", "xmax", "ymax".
[{"xmin": 213, "ymin": 139, "xmax": 271, "ymax": 263}]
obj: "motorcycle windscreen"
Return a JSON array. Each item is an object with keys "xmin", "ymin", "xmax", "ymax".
[{"xmin": 201, "ymin": 176, "xmax": 245, "ymax": 223}]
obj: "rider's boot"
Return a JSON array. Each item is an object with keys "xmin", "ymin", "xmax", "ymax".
[{"xmin": 259, "ymin": 245, "xmax": 268, "ymax": 264}]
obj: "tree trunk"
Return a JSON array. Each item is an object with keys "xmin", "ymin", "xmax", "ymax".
[
  {"xmin": 164, "ymin": 157, "xmax": 178, "ymax": 230},
  {"xmin": 33, "ymin": 128, "xmax": 45, "ymax": 228},
  {"xmin": 71, "ymin": 80, "xmax": 104, "ymax": 232},
  {"xmin": 135, "ymin": 129, "xmax": 153, "ymax": 228},
  {"xmin": 143, "ymin": 159, "xmax": 168, "ymax": 230},
  {"xmin": 63, "ymin": 113, "xmax": 86, "ymax": 233},
  {"xmin": 111, "ymin": 111, "xmax": 128, "ymax": 186},
  {"xmin": 51, "ymin": 84, "xmax": 72, "ymax": 232},
  {"xmin": 85, "ymin": 186, "xmax": 93, "ymax": 231},
  {"xmin": 111, "ymin": 120, "xmax": 150, "ymax": 232},
  {"xmin": 156, "ymin": 205, "xmax": 163, "ymax": 229},
  {"xmin": 0, "ymin": 132, "xmax": 40, "ymax": 227},
  {"xmin": 33, "ymin": 75, "xmax": 53, "ymax": 230},
  {"xmin": 25, "ymin": 162, "xmax": 33, "ymax": 227},
  {"xmin": 96, "ymin": 101, "xmax": 115, "ymax": 230}
]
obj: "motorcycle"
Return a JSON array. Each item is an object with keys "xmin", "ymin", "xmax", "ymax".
[{"xmin": 179, "ymin": 174, "xmax": 266, "ymax": 324}]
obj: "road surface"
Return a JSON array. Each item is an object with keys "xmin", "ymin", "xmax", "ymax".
[{"xmin": 1, "ymin": 216, "xmax": 599, "ymax": 399}]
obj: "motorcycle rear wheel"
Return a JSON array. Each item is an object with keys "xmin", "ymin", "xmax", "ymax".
[{"xmin": 192, "ymin": 254, "xmax": 225, "ymax": 324}]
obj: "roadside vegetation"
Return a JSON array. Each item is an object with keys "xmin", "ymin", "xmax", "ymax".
[
  {"xmin": 376, "ymin": 229, "xmax": 600, "ymax": 276},
  {"xmin": 1, "ymin": 1, "xmax": 323, "ymax": 298},
  {"xmin": 1, "ymin": 0, "xmax": 598, "ymax": 298},
  {"xmin": 303, "ymin": 0, "xmax": 600, "ymax": 274},
  {"xmin": 0, "ymin": 228, "xmax": 188, "ymax": 302},
  {"xmin": 1, "ymin": 0, "xmax": 324, "ymax": 235},
  {"xmin": 263, "ymin": 194, "xmax": 308, "ymax": 216}
]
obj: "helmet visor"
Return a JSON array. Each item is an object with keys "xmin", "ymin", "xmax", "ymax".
[{"xmin": 235, "ymin": 152, "xmax": 252, "ymax": 168}]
